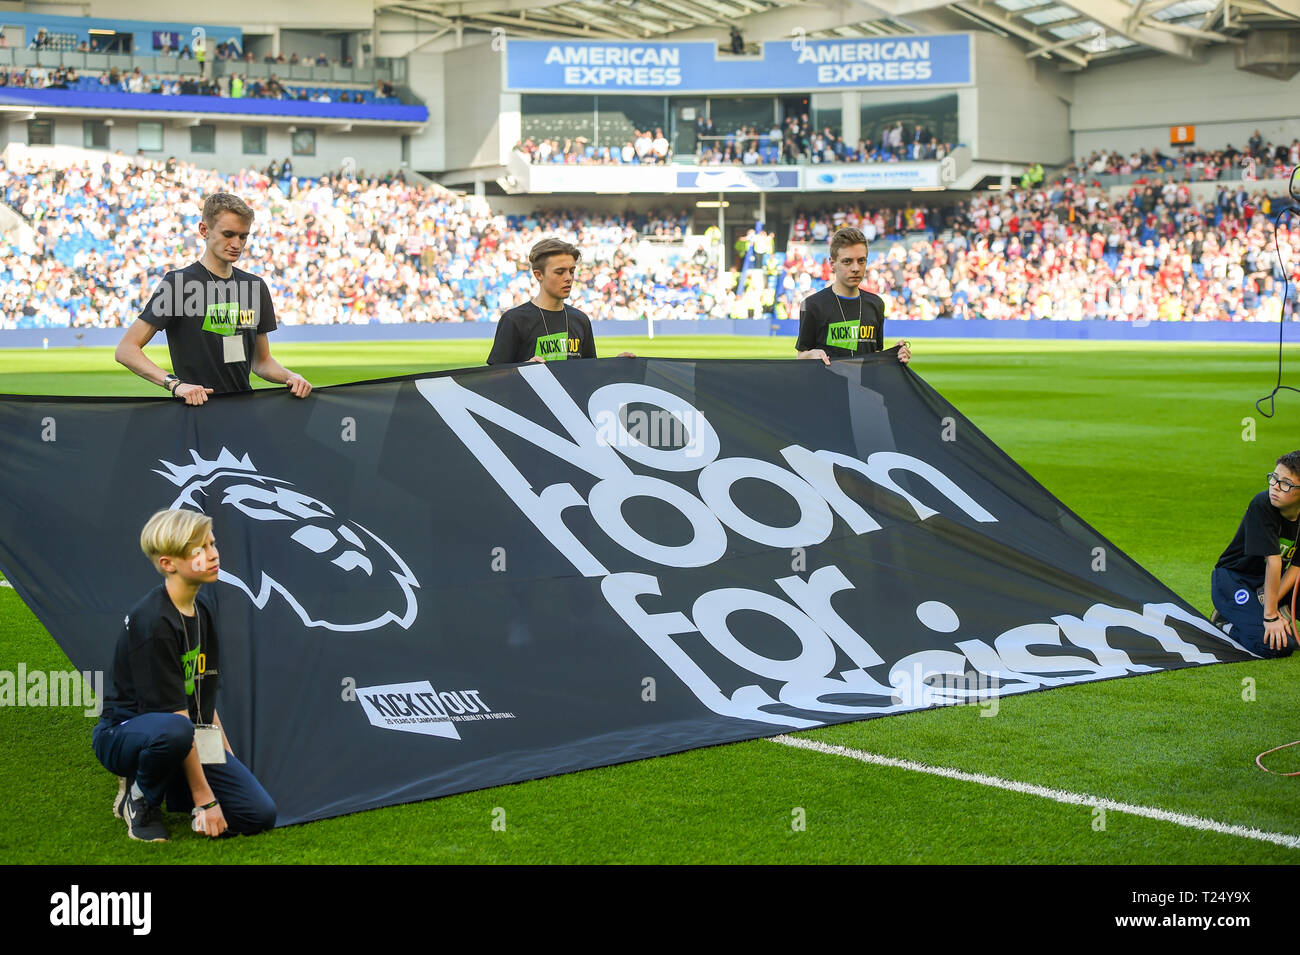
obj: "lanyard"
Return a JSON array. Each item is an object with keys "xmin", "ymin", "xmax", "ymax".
[{"xmin": 179, "ymin": 609, "xmax": 202, "ymax": 721}]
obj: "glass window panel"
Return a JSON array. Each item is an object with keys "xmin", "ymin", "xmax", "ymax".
[
  {"xmin": 137, "ymin": 121, "xmax": 163, "ymax": 152},
  {"xmin": 596, "ymin": 95, "xmax": 666, "ymax": 152},
  {"xmin": 83, "ymin": 120, "xmax": 109, "ymax": 149},
  {"xmin": 860, "ymin": 93, "xmax": 959, "ymax": 153},
  {"xmin": 707, "ymin": 97, "xmax": 776, "ymax": 138},
  {"xmin": 521, "ymin": 94, "xmax": 595, "ymax": 149},
  {"xmin": 812, "ymin": 107, "xmax": 842, "ymax": 139},
  {"xmin": 190, "ymin": 124, "xmax": 215, "ymax": 154},
  {"xmin": 291, "ymin": 128, "xmax": 316, "ymax": 156},
  {"xmin": 242, "ymin": 126, "xmax": 266, "ymax": 155},
  {"xmin": 27, "ymin": 120, "xmax": 54, "ymax": 146}
]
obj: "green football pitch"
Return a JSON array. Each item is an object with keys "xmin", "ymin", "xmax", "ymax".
[{"xmin": 1, "ymin": 336, "xmax": 1298, "ymax": 864}]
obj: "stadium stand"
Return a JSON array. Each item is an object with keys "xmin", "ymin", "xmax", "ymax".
[{"xmin": 1, "ymin": 151, "xmax": 1293, "ymax": 331}]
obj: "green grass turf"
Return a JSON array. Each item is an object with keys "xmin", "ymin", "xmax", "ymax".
[{"xmin": 2, "ymin": 337, "xmax": 1298, "ymax": 863}]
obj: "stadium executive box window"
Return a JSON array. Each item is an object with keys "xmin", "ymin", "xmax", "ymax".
[
  {"xmin": 137, "ymin": 122, "xmax": 164, "ymax": 153},
  {"xmin": 811, "ymin": 107, "xmax": 841, "ymax": 138},
  {"xmin": 596, "ymin": 95, "xmax": 667, "ymax": 151},
  {"xmin": 242, "ymin": 126, "xmax": 266, "ymax": 155},
  {"xmin": 861, "ymin": 93, "xmax": 959, "ymax": 149},
  {"xmin": 83, "ymin": 120, "xmax": 110, "ymax": 150},
  {"xmin": 190, "ymin": 124, "xmax": 216, "ymax": 154},
  {"xmin": 291, "ymin": 128, "xmax": 316, "ymax": 157},
  {"xmin": 521, "ymin": 94, "xmax": 595, "ymax": 148},
  {"xmin": 27, "ymin": 120, "xmax": 54, "ymax": 146},
  {"xmin": 707, "ymin": 97, "xmax": 778, "ymax": 136}
]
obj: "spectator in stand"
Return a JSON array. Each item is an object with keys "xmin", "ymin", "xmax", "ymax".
[
  {"xmin": 652, "ymin": 128, "xmax": 670, "ymax": 165},
  {"xmin": 634, "ymin": 129, "xmax": 653, "ymax": 164}
]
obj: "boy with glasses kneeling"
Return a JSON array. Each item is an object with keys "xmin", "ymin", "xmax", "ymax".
[{"xmin": 1211, "ymin": 451, "xmax": 1300, "ymax": 658}]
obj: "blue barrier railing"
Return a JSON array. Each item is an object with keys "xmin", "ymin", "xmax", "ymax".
[{"xmin": 0, "ymin": 87, "xmax": 428, "ymax": 122}]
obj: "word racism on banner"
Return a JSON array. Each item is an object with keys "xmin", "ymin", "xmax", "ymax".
[
  {"xmin": 415, "ymin": 363, "xmax": 1245, "ymax": 729},
  {"xmin": 0, "ymin": 358, "xmax": 1250, "ymax": 825}
]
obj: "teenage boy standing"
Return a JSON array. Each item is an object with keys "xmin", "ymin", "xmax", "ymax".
[
  {"xmin": 487, "ymin": 237, "xmax": 634, "ymax": 364},
  {"xmin": 796, "ymin": 226, "xmax": 912, "ymax": 366},
  {"xmin": 115, "ymin": 193, "xmax": 312, "ymax": 405}
]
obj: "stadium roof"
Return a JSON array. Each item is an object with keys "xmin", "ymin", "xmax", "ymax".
[{"xmin": 376, "ymin": 0, "xmax": 1300, "ymax": 68}]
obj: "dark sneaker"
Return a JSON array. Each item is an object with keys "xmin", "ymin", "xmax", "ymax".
[
  {"xmin": 122, "ymin": 791, "xmax": 169, "ymax": 843},
  {"xmin": 113, "ymin": 776, "xmax": 127, "ymax": 818}
]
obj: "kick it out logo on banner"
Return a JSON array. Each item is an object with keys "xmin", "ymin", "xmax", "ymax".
[
  {"xmin": 154, "ymin": 449, "xmax": 420, "ymax": 632},
  {"xmin": 353, "ymin": 680, "xmax": 516, "ymax": 740},
  {"xmin": 418, "ymin": 366, "xmax": 1238, "ymax": 729}
]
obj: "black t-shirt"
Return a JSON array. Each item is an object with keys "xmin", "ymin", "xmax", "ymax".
[
  {"xmin": 139, "ymin": 261, "xmax": 278, "ymax": 394},
  {"xmin": 101, "ymin": 584, "xmax": 220, "ymax": 727},
  {"xmin": 486, "ymin": 302, "xmax": 597, "ymax": 365},
  {"xmin": 795, "ymin": 286, "xmax": 886, "ymax": 358},
  {"xmin": 1215, "ymin": 490, "xmax": 1300, "ymax": 587}
]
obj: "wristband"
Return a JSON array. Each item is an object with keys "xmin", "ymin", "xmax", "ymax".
[
  {"xmin": 163, "ymin": 374, "xmax": 180, "ymax": 393},
  {"xmin": 1264, "ymin": 615, "xmax": 1280, "ymax": 623},
  {"xmin": 193, "ymin": 799, "xmax": 219, "ymax": 812}
]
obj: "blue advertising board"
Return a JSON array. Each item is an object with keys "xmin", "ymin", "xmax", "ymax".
[
  {"xmin": 506, "ymin": 34, "xmax": 972, "ymax": 93},
  {"xmin": 675, "ymin": 168, "xmax": 801, "ymax": 191}
]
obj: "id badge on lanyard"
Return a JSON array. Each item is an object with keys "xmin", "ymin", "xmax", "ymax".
[
  {"xmin": 223, "ymin": 332, "xmax": 246, "ymax": 364},
  {"xmin": 194, "ymin": 724, "xmax": 226, "ymax": 764}
]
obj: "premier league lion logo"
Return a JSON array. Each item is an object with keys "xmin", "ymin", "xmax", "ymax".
[{"xmin": 154, "ymin": 449, "xmax": 419, "ymax": 632}]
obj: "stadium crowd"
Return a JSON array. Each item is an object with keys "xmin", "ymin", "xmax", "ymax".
[
  {"xmin": 0, "ymin": 155, "xmax": 711, "ymax": 327},
  {"xmin": 514, "ymin": 113, "xmax": 955, "ymax": 166},
  {"xmin": 1060, "ymin": 137, "xmax": 1300, "ymax": 184},
  {"xmin": 515, "ymin": 129, "xmax": 673, "ymax": 165},
  {"xmin": 699, "ymin": 114, "xmax": 954, "ymax": 166},
  {"xmin": 0, "ymin": 153, "xmax": 1294, "ymax": 330},
  {"xmin": 777, "ymin": 177, "xmax": 1295, "ymax": 322},
  {"xmin": 17, "ymin": 26, "xmax": 355, "ymax": 68},
  {"xmin": 0, "ymin": 64, "xmax": 396, "ymax": 103}
]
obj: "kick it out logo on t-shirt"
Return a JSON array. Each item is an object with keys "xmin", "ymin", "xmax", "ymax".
[
  {"xmin": 534, "ymin": 333, "xmax": 581, "ymax": 361},
  {"xmin": 827, "ymin": 320, "xmax": 875, "ymax": 348},
  {"xmin": 181, "ymin": 644, "xmax": 207, "ymax": 695},
  {"xmin": 1282, "ymin": 534, "xmax": 1296, "ymax": 563},
  {"xmin": 202, "ymin": 302, "xmax": 257, "ymax": 336}
]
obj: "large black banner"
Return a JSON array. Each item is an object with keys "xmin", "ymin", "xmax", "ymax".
[{"xmin": 0, "ymin": 355, "xmax": 1252, "ymax": 825}]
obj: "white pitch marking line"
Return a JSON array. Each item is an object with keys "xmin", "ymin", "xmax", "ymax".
[
  {"xmin": 770, "ymin": 734, "xmax": 1300, "ymax": 851},
  {"xmin": 0, "ymin": 579, "xmax": 12, "ymax": 588}
]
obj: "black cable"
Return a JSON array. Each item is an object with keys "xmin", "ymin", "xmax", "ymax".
[{"xmin": 1255, "ymin": 184, "xmax": 1298, "ymax": 419}]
